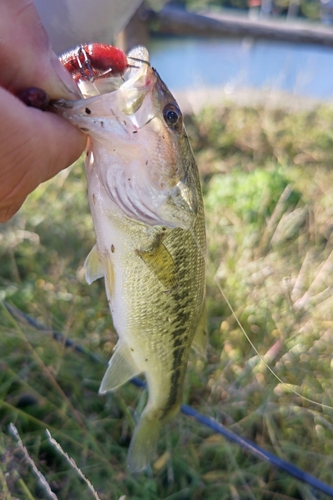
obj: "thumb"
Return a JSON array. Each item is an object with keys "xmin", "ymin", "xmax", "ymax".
[{"xmin": 0, "ymin": 0, "xmax": 79, "ymax": 99}]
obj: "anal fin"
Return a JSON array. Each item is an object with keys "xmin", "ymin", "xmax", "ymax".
[
  {"xmin": 84, "ymin": 245, "xmax": 104, "ymax": 285},
  {"xmin": 99, "ymin": 342, "xmax": 141, "ymax": 394}
]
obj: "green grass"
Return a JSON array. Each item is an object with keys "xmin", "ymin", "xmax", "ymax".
[{"xmin": 2, "ymin": 103, "xmax": 333, "ymax": 498}]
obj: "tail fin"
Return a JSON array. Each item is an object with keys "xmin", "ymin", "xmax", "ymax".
[{"xmin": 127, "ymin": 411, "xmax": 163, "ymax": 473}]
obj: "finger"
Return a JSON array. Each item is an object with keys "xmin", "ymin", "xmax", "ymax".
[
  {"xmin": 0, "ymin": 0, "xmax": 79, "ymax": 99},
  {"xmin": 0, "ymin": 87, "xmax": 86, "ymax": 222}
]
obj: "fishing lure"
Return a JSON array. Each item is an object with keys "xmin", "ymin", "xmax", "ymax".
[{"xmin": 60, "ymin": 43, "xmax": 128, "ymax": 82}]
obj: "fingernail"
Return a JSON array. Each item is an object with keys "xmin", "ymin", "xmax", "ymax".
[{"xmin": 50, "ymin": 53, "xmax": 81, "ymax": 98}]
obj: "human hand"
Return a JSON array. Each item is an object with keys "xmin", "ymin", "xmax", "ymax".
[{"xmin": 0, "ymin": 0, "xmax": 87, "ymax": 222}]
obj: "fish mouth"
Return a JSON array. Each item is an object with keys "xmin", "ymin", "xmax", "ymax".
[
  {"xmin": 119, "ymin": 47, "xmax": 154, "ymax": 115},
  {"xmin": 53, "ymin": 46, "xmax": 156, "ymax": 130}
]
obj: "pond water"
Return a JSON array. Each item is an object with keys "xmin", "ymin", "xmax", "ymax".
[{"xmin": 149, "ymin": 37, "xmax": 333, "ymax": 101}]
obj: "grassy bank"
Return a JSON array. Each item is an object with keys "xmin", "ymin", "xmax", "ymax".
[{"xmin": 1, "ymin": 103, "xmax": 333, "ymax": 499}]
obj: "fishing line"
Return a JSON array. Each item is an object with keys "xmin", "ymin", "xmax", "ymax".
[
  {"xmin": 4, "ymin": 300, "xmax": 333, "ymax": 498},
  {"xmin": 180, "ymin": 403, "xmax": 333, "ymax": 498},
  {"xmin": 127, "ymin": 56, "xmax": 151, "ymax": 67},
  {"xmin": 189, "ymin": 226, "xmax": 333, "ymax": 411},
  {"xmin": 213, "ymin": 277, "xmax": 333, "ymax": 411},
  {"xmin": 140, "ymin": 116, "xmax": 156, "ymax": 128}
]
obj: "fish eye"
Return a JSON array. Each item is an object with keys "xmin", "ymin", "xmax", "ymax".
[{"xmin": 163, "ymin": 104, "xmax": 181, "ymax": 127}]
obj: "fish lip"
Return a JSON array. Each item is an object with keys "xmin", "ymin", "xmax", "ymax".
[
  {"xmin": 50, "ymin": 65, "xmax": 155, "ymax": 119},
  {"xmin": 119, "ymin": 68, "xmax": 157, "ymax": 117}
]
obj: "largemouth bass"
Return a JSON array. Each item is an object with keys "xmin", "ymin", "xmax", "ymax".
[{"xmin": 55, "ymin": 46, "xmax": 206, "ymax": 472}]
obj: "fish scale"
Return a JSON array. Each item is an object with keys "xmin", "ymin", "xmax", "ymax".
[{"xmin": 54, "ymin": 45, "xmax": 206, "ymax": 472}]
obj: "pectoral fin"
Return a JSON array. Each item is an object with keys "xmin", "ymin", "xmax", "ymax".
[
  {"xmin": 136, "ymin": 242, "xmax": 177, "ymax": 289},
  {"xmin": 104, "ymin": 257, "xmax": 114, "ymax": 297},
  {"xmin": 192, "ymin": 303, "xmax": 207, "ymax": 358},
  {"xmin": 99, "ymin": 342, "xmax": 141, "ymax": 394},
  {"xmin": 85, "ymin": 245, "xmax": 104, "ymax": 285}
]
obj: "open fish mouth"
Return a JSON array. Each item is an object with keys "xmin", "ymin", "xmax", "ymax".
[
  {"xmin": 53, "ymin": 46, "xmax": 199, "ymax": 230},
  {"xmin": 54, "ymin": 46, "xmax": 155, "ymax": 125}
]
